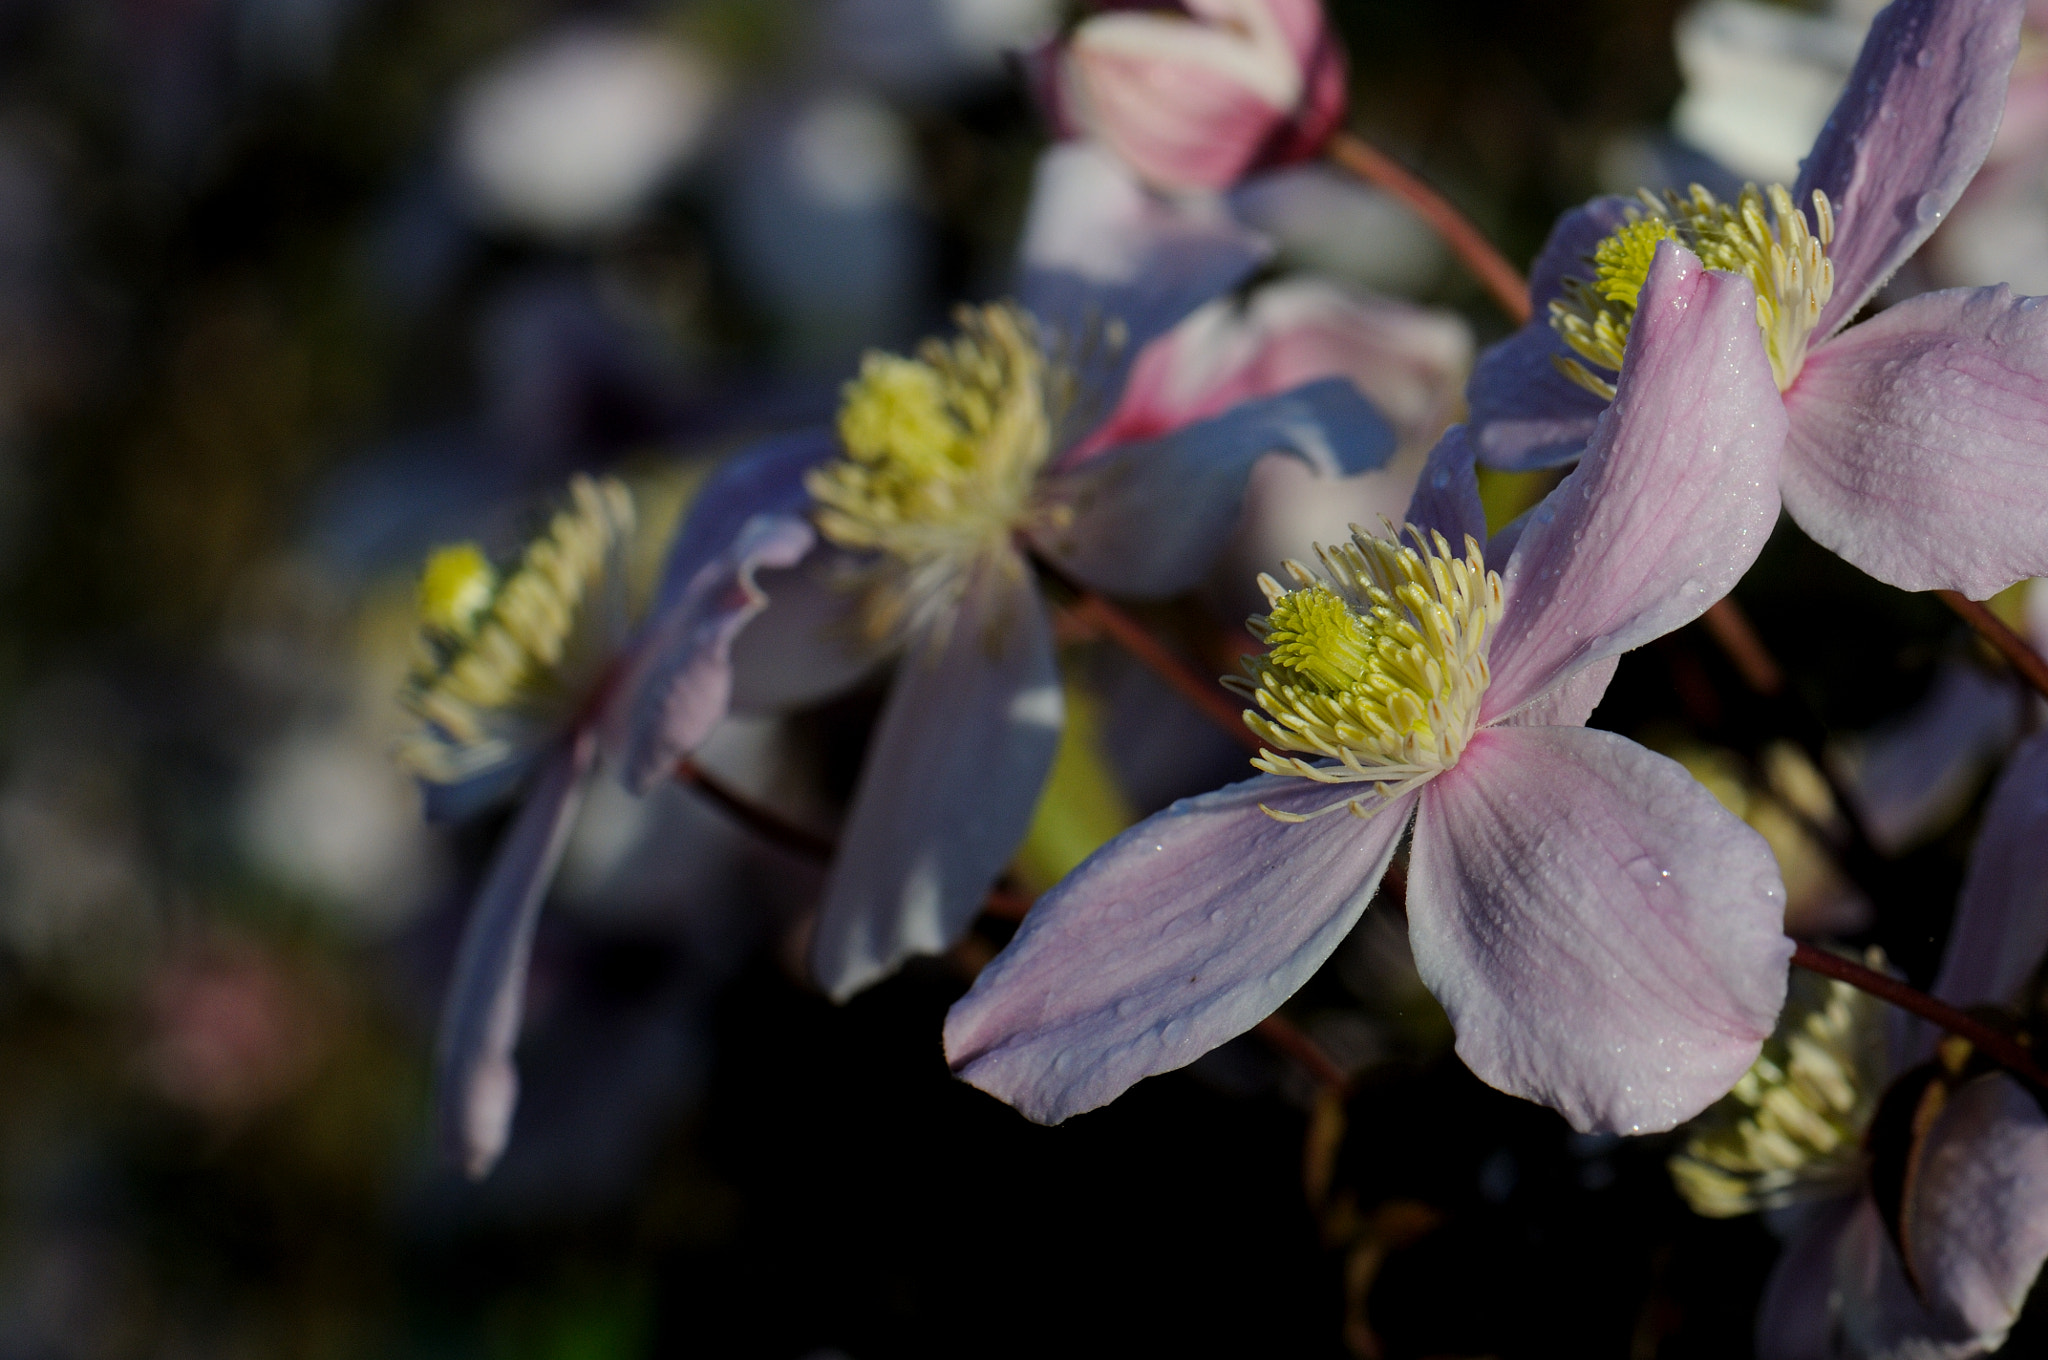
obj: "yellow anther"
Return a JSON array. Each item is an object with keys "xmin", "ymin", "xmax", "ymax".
[
  {"xmin": 1227, "ymin": 524, "xmax": 1503, "ymax": 821},
  {"xmin": 1550, "ymin": 182, "xmax": 1835, "ymax": 400},
  {"xmin": 418, "ymin": 543, "xmax": 496, "ymax": 637}
]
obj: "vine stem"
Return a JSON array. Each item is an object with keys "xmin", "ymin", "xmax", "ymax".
[
  {"xmin": 1791, "ymin": 943, "xmax": 2048, "ymax": 1094},
  {"xmin": 1938, "ymin": 589, "xmax": 2048, "ymax": 702},
  {"xmin": 1062, "ymin": 591, "xmax": 1263, "ymax": 755},
  {"xmin": 1325, "ymin": 131, "xmax": 1530, "ymax": 324}
]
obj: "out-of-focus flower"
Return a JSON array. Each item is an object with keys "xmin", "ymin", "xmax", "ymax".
[
  {"xmin": 1709, "ymin": 731, "xmax": 2048, "ymax": 1360},
  {"xmin": 454, "ymin": 27, "xmax": 721, "ymax": 238},
  {"xmin": 402, "ymin": 472, "xmax": 815, "ymax": 1177},
  {"xmin": 1471, "ymin": 0, "xmax": 2048, "ymax": 601},
  {"xmin": 828, "ymin": 0, "xmax": 1062, "ymax": 94},
  {"xmin": 1232, "ymin": 164, "xmax": 1449, "ymax": 294},
  {"xmin": 142, "ymin": 938, "xmax": 335, "ymax": 1123},
  {"xmin": 946, "ymin": 244, "xmax": 1794, "ymax": 1135},
  {"xmin": 1035, "ymin": 0, "xmax": 1347, "ymax": 193},
  {"xmin": 1670, "ymin": 0, "xmax": 1870, "ymax": 185}
]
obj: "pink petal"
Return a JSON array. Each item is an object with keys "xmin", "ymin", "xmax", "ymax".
[
  {"xmin": 1755, "ymin": 1195, "xmax": 1863, "ymax": 1360},
  {"xmin": 1830, "ymin": 1196, "xmax": 1966, "ymax": 1359},
  {"xmin": 1496, "ymin": 656, "xmax": 1618, "ymax": 729},
  {"xmin": 1482, "ymin": 242, "xmax": 1786, "ymax": 725},
  {"xmin": 1030, "ymin": 377, "xmax": 1393, "ymax": 598},
  {"xmin": 1900, "ymin": 1073, "xmax": 2048, "ymax": 1350},
  {"xmin": 1834, "ymin": 658, "xmax": 2022, "ymax": 855},
  {"xmin": 811, "ymin": 553, "xmax": 1063, "ymax": 1001},
  {"xmin": 1795, "ymin": 0, "xmax": 2023, "ymax": 336},
  {"xmin": 1782, "ymin": 284, "xmax": 2048, "ymax": 597},
  {"xmin": 1930, "ymin": 728, "xmax": 2048, "ymax": 1013},
  {"xmin": 946, "ymin": 775, "xmax": 1415, "ymax": 1124},
  {"xmin": 1402, "ymin": 424, "xmax": 1488, "ymax": 552},
  {"xmin": 608, "ymin": 513, "xmax": 815, "ymax": 795},
  {"xmin": 435, "ymin": 729, "xmax": 596, "ymax": 1179},
  {"xmin": 1071, "ymin": 277, "xmax": 1469, "ymax": 463},
  {"xmin": 1407, "ymin": 726, "xmax": 1791, "ymax": 1134}
]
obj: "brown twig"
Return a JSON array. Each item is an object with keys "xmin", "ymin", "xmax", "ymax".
[
  {"xmin": 1325, "ymin": 131, "xmax": 1530, "ymax": 325},
  {"xmin": 1791, "ymin": 942, "xmax": 2048, "ymax": 1095},
  {"xmin": 1257, "ymin": 1013, "xmax": 1352, "ymax": 1095},
  {"xmin": 1063, "ymin": 591, "xmax": 1264, "ymax": 755},
  {"xmin": 1938, "ymin": 589, "xmax": 2048, "ymax": 703},
  {"xmin": 675, "ymin": 758, "xmax": 834, "ymax": 862},
  {"xmin": 1698, "ymin": 599, "xmax": 1784, "ymax": 696}
]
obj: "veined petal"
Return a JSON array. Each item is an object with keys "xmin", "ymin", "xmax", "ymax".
[
  {"xmin": 1930, "ymin": 728, "xmax": 2048, "ymax": 1015},
  {"xmin": 609, "ymin": 513, "xmax": 815, "ymax": 794},
  {"xmin": 1496, "ymin": 655, "xmax": 1618, "ymax": 729},
  {"xmin": 811, "ymin": 553, "xmax": 1063, "ymax": 1001},
  {"xmin": 1482, "ymin": 243, "xmax": 1786, "ymax": 725},
  {"xmin": 434, "ymin": 729, "xmax": 596, "ymax": 1179},
  {"xmin": 1795, "ymin": 0, "xmax": 2024, "ymax": 337},
  {"xmin": 946, "ymin": 775, "xmax": 1414, "ymax": 1124},
  {"xmin": 1782, "ymin": 284, "xmax": 2048, "ymax": 597},
  {"xmin": 1030, "ymin": 377, "xmax": 1393, "ymax": 599},
  {"xmin": 1403, "ymin": 423, "xmax": 1489, "ymax": 554},
  {"xmin": 1407, "ymin": 726, "xmax": 1791, "ymax": 1134}
]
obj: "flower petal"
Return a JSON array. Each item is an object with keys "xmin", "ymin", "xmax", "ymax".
[
  {"xmin": 609, "ymin": 513, "xmax": 815, "ymax": 794},
  {"xmin": 810, "ymin": 553, "xmax": 1063, "ymax": 1001},
  {"xmin": 725, "ymin": 542, "xmax": 889, "ymax": 713},
  {"xmin": 1030, "ymin": 377, "xmax": 1394, "ymax": 598},
  {"xmin": 1755, "ymin": 1194, "xmax": 1864, "ymax": 1360},
  {"xmin": 650, "ymin": 427, "xmax": 831, "ymax": 606},
  {"xmin": 1016, "ymin": 142, "xmax": 1270, "ymax": 408},
  {"xmin": 1899, "ymin": 1073, "xmax": 2048, "ymax": 1351},
  {"xmin": 1930, "ymin": 728, "xmax": 2048, "ymax": 1013},
  {"xmin": 945, "ymin": 775, "xmax": 1414, "ymax": 1124},
  {"xmin": 434, "ymin": 729, "xmax": 596, "ymax": 1179},
  {"xmin": 1832, "ymin": 658, "xmax": 2022, "ymax": 855},
  {"xmin": 1482, "ymin": 242, "xmax": 1786, "ymax": 724},
  {"xmin": 1403, "ymin": 423, "xmax": 1489, "ymax": 552},
  {"xmin": 1407, "ymin": 726, "xmax": 1791, "ymax": 1134},
  {"xmin": 1466, "ymin": 196, "xmax": 1638, "ymax": 471},
  {"xmin": 1497, "ymin": 655, "xmax": 1618, "ymax": 729},
  {"xmin": 1781, "ymin": 284, "xmax": 2048, "ymax": 597},
  {"xmin": 1794, "ymin": 0, "xmax": 2024, "ymax": 336}
]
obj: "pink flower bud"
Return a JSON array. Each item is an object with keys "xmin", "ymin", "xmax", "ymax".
[{"xmin": 1041, "ymin": 0, "xmax": 1347, "ymax": 193}]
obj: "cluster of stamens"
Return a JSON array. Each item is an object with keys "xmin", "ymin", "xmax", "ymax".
[
  {"xmin": 808, "ymin": 302, "xmax": 1053, "ymax": 641},
  {"xmin": 1550, "ymin": 182, "xmax": 1834, "ymax": 399},
  {"xmin": 1667, "ymin": 952, "xmax": 1888, "ymax": 1218},
  {"xmin": 399, "ymin": 474, "xmax": 634, "ymax": 783},
  {"xmin": 1228, "ymin": 524, "xmax": 1503, "ymax": 822}
]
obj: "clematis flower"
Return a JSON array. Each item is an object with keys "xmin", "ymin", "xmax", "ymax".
[
  {"xmin": 1683, "ymin": 730, "xmax": 2048, "ymax": 1360},
  {"xmin": 1032, "ymin": 0, "xmax": 1347, "ymax": 193},
  {"xmin": 944, "ymin": 242, "xmax": 1796, "ymax": 1135},
  {"xmin": 1469, "ymin": 0, "xmax": 2048, "ymax": 600},
  {"xmin": 400, "ymin": 471, "xmax": 817, "ymax": 1177}
]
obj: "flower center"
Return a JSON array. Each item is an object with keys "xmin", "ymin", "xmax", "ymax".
[
  {"xmin": 808, "ymin": 303, "xmax": 1052, "ymax": 640},
  {"xmin": 399, "ymin": 474, "xmax": 634, "ymax": 783},
  {"xmin": 1550, "ymin": 182, "xmax": 1834, "ymax": 400},
  {"xmin": 1227, "ymin": 524, "xmax": 1502, "ymax": 822},
  {"xmin": 1666, "ymin": 952, "xmax": 1887, "ymax": 1218}
]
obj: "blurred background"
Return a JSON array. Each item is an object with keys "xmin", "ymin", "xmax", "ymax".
[{"xmin": 0, "ymin": 0, "xmax": 2039, "ymax": 1354}]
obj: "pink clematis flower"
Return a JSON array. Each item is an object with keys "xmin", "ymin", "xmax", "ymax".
[
  {"xmin": 1469, "ymin": 0, "xmax": 2048, "ymax": 600},
  {"xmin": 944, "ymin": 242, "xmax": 1797, "ymax": 1135},
  {"xmin": 1754, "ymin": 730, "xmax": 2048, "ymax": 1360},
  {"xmin": 1031, "ymin": 0, "xmax": 1348, "ymax": 193}
]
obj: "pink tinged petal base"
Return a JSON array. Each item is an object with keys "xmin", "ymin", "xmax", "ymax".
[
  {"xmin": 1930, "ymin": 728, "xmax": 2048, "ymax": 1014},
  {"xmin": 1781, "ymin": 285, "xmax": 2048, "ymax": 597},
  {"xmin": 1482, "ymin": 242, "xmax": 1787, "ymax": 724},
  {"xmin": 945, "ymin": 776, "xmax": 1415, "ymax": 1125},
  {"xmin": 1795, "ymin": 0, "xmax": 2024, "ymax": 337},
  {"xmin": 609, "ymin": 514, "xmax": 815, "ymax": 795},
  {"xmin": 434, "ymin": 729, "xmax": 596, "ymax": 1179},
  {"xmin": 811, "ymin": 554, "xmax": 1063, "ymax": 1002},
  {"xmin": 1407, "ymin": 726, "xmax": 1791, "ymax": 1135}
]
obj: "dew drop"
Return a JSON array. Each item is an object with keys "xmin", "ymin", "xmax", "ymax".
[
  {"xmin": 1915, "ymin": 192, "xmax": 1946, "ymax": 226},
  {"xmin": 1914, "ymin": 47, "xmax": 1933, "ymax": 68}
]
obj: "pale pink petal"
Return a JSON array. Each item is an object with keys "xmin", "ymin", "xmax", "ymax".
[
  {"xmin": 1929, "ymin": 728, "xmax": 2048, "ymax": 1013},
  {"xmin": 435, "ymin": 729, "xmax": 596, "ymax": 1179},
  {"xmin": 1755, "ymin": 1195, "xmax": 1863, "ymax": 1360},
  {"xmin": 1831, "ymin": 1196, "xmax": 1969, "ymax": 1360},
  {"xmin": 1497, "ymin": 656, "xmax": 1618, "ymax": 729},
  {"xmin": 811, "ymin": 553, "xmax": 1063, "ymax": 1001},
  {"xmin": 726, "ymin": 543, "xmax": 889, "ymax": 713},
  {"xmin": 946, "ymin": 775, "xmax": 1415, "ymax": 1124},
  {"xmin": 1407, "ymin": 726, "xmax": 1791, "ymax": 1134},
  {"xmin": 1402, "ymin": 424, "xmax": 1488, "ymax": 552},
  {"xmin": 1781, "ymin": 284, "xmax": 2048, "ymax": 597},
  {"xmin": 1482, "ymin": 243, "xmax": 1786, "ymax": 724},
  {"xmin": 1833, "ymin": 658, "xmax": 2022, "ymax": 855},
  {"xmin": 1898, "ymin": 1073, "xmax": 2048, "ymax": 1352},
  {"xmin": 608, "ymin": 514, "xmax": 815, "ymax": 794},
  {"xmin": 1070, "ymin": 277, "xmax": 1469, "ymax": 464},
  {"xmin": 1795, "ymin": 0, "xmax": 2023, "ymax": 336},
  {"xmin": 1030, "ymin": 377, "xmax": 1393, "ymax": 598}
]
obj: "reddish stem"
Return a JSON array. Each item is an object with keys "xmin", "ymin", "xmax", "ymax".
[
  {"xmin": 675, "ymin": 759, "xmax": 834, "ymax": 862},
  {"xmin": 1257, "ymin": 1013, "xmax": 1352, "ymax": 1095},
  {"xmin": 1325, "ymin": 131, "xmax": 1530, "ymax": 324},
  {"xmin": 1064, "ymin": 591, "xmax": 1264, "ymax": 755},
  {"xmin": 1791, "ymin": 942, "xmax": 2048, "ymax": 1094},
  {"xmin": 1699, "ymin": 599, "xmax": 1785, "ymax": 696},
  {"xmin": 1938, "ymin": 589, "xmax": 2048, "ymax": 702}
]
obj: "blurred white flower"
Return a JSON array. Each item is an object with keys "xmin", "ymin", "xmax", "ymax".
[
  {"xmin": 454, "ymin": 27, "xmax": 721, "ymax": 237},
  {"xmin": 1232, "ymin": 164, "xmax": 1446, "ymax": 294},
  {"xmin": 786, "ymin": 95, "xmax": 915, "ymax": 210},
  {"xmin": 828, "ymin": 0, "xmax": 1060, "ymax": 93},
  {"xmin": 1670, "ymin": 0, "xmax": 1866, "ymax": 184}
]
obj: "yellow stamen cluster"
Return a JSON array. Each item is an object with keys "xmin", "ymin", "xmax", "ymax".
[
  {"xmin": 1668, "ymin": 951, "xmax": 1889, "ymax": 1218},
  {"xmin": 399, "ymin": 474, "xmax": 634, "ymax": 783},
  {"xmin": 808, "ymin": 303, "xmax": 1052, "ymax": 641},
  {"xmin": 1551, "ymin": 182, "xmax": 1835, "ymax": 400},
  {"xmin": 1227, "ymin": 524, "xmax": 1503, "ymax": 822}
]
